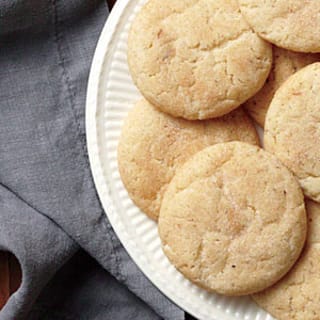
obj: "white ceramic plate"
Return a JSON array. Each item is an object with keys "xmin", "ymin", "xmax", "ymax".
[{"xmin": 86, "ymin": 1, "xmax": 274, "ymax": 319}]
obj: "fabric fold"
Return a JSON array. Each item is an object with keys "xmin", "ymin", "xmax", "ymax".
[
  {"xmin": 27, "ymin": 250, "xmax": 162, "ymax": 320},
  {"xmin": 0, "ymin": 0, "xmax": 184, "ymax": 319},
  {"xmin": 0, "ymin": 184, "xmax": 78, "ymax": 320}
]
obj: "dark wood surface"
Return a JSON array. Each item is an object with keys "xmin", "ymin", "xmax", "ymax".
[
  {"xmin": 0, "ymin": 2, "xmax": 197, "ymax": 318},
  {"xmin": 107, "ymin": 0, "xmax": 117, "ymax": 8},
  {"xmin": 0, "ymin": 252, "xmax": 21, "ymax": 308},
  {"xmin": 0, "ymin": 252, "xmax": 9, "ymax": 308}
]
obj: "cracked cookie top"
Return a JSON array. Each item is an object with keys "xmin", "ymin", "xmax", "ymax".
[
  {"xmin": 265, "ymin": 62, "xmax": 320, "ymax": 203},
  {"xmin": 253, "ymin": 200, "xmax": 320, "ymax": 320},
  {"xmin": 127, "ymin": 0, "xmax": 272, "ymax": 120},
  {"xmin": 158, "ymin": 142, "xmax": 306, "ymax": 295},
  {"xmin": 118, "ymin": 99, "xmax": 259, "ymax": 220},
  {"xmin": 239, "ymin": 0, "xmax": 320, "ymax": 53},
  {"xmin": 244, "ymin": 46, "xmax": 320, "ymax": 128}
]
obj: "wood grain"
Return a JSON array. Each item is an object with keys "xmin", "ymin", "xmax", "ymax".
[
  {"xmin": 9, "ymin": 255, "xmax": 22, "ymax": 294},
  {"xmin": 0, "ymin": 253, "xmax": 10, "ymax": 309},
  {"xmin": 107, "ymin": 0, "xmax": 116, "ymax": 8}
]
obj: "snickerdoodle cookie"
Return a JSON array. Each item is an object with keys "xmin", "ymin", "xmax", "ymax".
[
  {"xmin": 253, "ymin": 200, "xmax": 320, "ymax": 320},
  {"xmin": 245, "ymin": 47, "xmax": 320, "ymax": 127},
  {"xmin": 264, "ymin": 63, "xmax": 320, "ymax": 203},
  {"xmin": 128, "ymin": 0, "xmax": 272, "ymax": 120},
  {"xmin": 118, "ymin": 100, "xmax": 259, "ymax": 220},
  {"xmin": 159, "ymin": 142, "xmax": 306, "ymax": 295},
  {"xmin": 238, "ymin": 0, "xmax": 320, "ymax": 53}
]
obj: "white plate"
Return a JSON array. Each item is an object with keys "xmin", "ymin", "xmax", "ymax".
[{"xmin": 86, "ymin": 1, "xmax": 274, "ymax": 319}]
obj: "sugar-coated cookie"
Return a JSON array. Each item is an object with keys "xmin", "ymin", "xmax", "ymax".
[
  {"xmin": 128, "ymin": 0, "xmax": 272, "ymax": 120},
  {"xmin": 239, "ymin": 0, "xmax": 320, "ymax": 53},
  {"xmin": 159, "ymin": 142, "xmax": 306, "ymax": 296},
  {"xmin": 118, "ymin": 100, "xmax": 259, "ymax": 220},
  {"xmin": 265, "ymin": 63, "xmax": 320, "ymax": 203},
  {"xmin": 245, "ymin": 47, "xmax": 320, "ymax": 127},
  {"xmin": 253, "ymin": 200, "xmax": 320, "ymax": 320}
]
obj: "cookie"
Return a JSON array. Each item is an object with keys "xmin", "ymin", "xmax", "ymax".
[
  {"xmin": 128, "ymin": 0, "xmax": 272, "ymax": 120},
  {"xmin": 253, "ymin": 200, "xmax": 320, "ymax": 320},
  {"xmin": 159, "ymin": 142, "xmax": 306, "ymax": 296},
  {"xmin": 118, "ymin": 100, "xmax": 259, "ymax": 221},
  {"xmin": 245, "ymin": 47, "xmax": 320, "ymax": 127},
  {"xmin": 238, "ymin": 0, "xmax": 320, "ymax": 53},
  {"xmin": 264, "ymin": 63, "xmax": 320, "ymax": 203}
]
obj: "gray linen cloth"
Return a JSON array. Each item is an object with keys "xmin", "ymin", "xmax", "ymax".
[{"xmin": 0, "ymin": 1, "xmax": 184, "ymax": 319}]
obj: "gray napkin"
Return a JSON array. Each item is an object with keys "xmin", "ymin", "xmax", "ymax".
[{"xmin": 0, "ymin": 1, "xmax": 184, "ymax": 319}]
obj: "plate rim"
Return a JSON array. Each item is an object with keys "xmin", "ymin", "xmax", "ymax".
[{"xmin": 85, "ymin": 1, "xmax": 261, "ymax": 320}]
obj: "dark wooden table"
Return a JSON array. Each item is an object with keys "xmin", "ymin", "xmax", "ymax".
[{"xmin": 0, "ymin": 2, "xmax": 196, "ymax": 318}]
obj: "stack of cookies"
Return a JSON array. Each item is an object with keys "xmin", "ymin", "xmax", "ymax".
[{"xmin": 117, "ymin": 1, "xmax": 320, "ymax": 319}]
